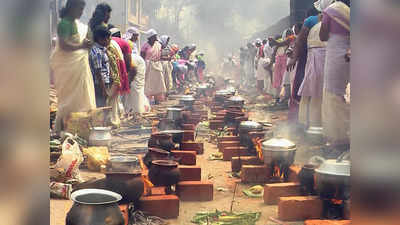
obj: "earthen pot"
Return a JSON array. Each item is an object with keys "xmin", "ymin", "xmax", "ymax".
[
  {"xmin": 148, "ymin": 160, "xmax": 180, "ymax": 194},
  {"xmin": 143, "ymin": 148, "xmax": 170, "ymax": 168}
]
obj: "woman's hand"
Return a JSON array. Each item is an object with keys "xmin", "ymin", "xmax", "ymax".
[
  {"xmin": 81, "ymin": 38, "xmax": 93, "ymax": 49},
  {"xmin": 111, "ymin": 84, "xmax": 119, "ymax": 98},
  {"xmin": 287, "ymin": 58, "xmax": 297, "ymax": 72}
]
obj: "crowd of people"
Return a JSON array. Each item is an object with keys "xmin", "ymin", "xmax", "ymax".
[
  {"xmin": 238, "ymin": 0, "xmax": 350, "ymax": 155},
  {"xmin": 50, "ymin": 0, "xmax": 207, "ymax": 132}
]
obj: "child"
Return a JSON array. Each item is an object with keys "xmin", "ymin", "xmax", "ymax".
[{"xmin": 89, "ymin": 26, "xmax": 121, "ymax": 126}]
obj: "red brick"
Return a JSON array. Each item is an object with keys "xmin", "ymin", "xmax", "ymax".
[
  {"xmin": 240, "ymin": 165, "xmax": 270, "ymax": 183},
  {"xmin": 138, "ymin": 195, "xmax": 179, "ymax": 219},
  {"xmin": 223, "ymin": 146, "xmax": 249, "ymax": 161},
  {"xmin": 182, "ymin": 124, "xmax": 195, "ymax": 130},
  {"xmin": 150, "ymin": 187, "xmax": 166, "ymax": 196},
  {"xmin": 231, "ymin": 156, "xmax": 263, "ymax": 172},
  {"xmin": 305, "ymin": 220, "xmax": 351, "ymax": 225},
  {"xmin": 181, "ymin": 142, "xmax": 204, "ymax": 155},
  {"xmin": 177, "ymin": 181, "xmax": 213, "ymax": 201},
  {"xmin": 263, "ymin": 182, "xmax": 301, "ymax": 205},
  {"xmin": 217, "ymin": 136, "xmax": 240, "ymax": 143},
  {"xmin": 171, "ymin": 150, "xmax": 197, "ymax": 165},
  {"xmin": 288, "ymin": 165, "xmax": 302, "ymax": 183},
  {"xmin": 119, "ymin": 204, "xmax": 128, "ymax": 225},
  {"xmin": 209, "ymin": 120, "xmax": 224, "ymax": 130},
  {"xmin": 218, "ymin": 141, "xmax": 241, "ymax": 153},
  {"xmin": 179, "ymin": 165, "xmax": 201, "ymax": 181},
  {"xmin": 183, "ymin": 130, "xmax": 195, "ymax": 141},
  {"xmin": 278, "ymin": 196, "xmax": 323, "ymax": 221}
]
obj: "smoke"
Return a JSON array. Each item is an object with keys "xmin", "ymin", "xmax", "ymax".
[{"xmin": 157, "ymin": 0, "xmax": 290, "ymax": 71}]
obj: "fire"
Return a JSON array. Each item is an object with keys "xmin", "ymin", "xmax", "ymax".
[
  {"xmin": 331, "ymin": 199, "xmax": 343, "ymax": 205},
  {"xmin": 273, "ymin": 165, "xmax": 284, "ymax": 179},
  {"xmin": 139, "ymin": 156, "xmax": 154, "ymax": 195},
  {"xmin": 253, "ymin": 137, "xmax": 263, "ymax": 160}
]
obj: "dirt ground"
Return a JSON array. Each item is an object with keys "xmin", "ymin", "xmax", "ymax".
[{"xmin": 51, "ymin": 97, "xmax": 324, "ymax": 225}]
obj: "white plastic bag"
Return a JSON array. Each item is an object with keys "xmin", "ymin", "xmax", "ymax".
[{"xmin": 55, "ymin": 137, "xmax": 83, "ymax": 182}]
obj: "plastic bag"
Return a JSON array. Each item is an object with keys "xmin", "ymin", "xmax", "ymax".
[
  {"xmin": 54, "ymin": 137, "xmax": 83, "ymax": 182},
  {"xmin": 83, "ymin": 147, "xmax": 110, "ymax": 172}
]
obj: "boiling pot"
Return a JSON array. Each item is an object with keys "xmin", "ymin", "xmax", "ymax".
[
  {"xmin": 215, "ymin": 90, "xmax": 232, "ymax": 103},
  {"xmin": 167, "ymin": 108, "xmax": 183, "ymax": 120},
  {"xmin": 148, "ymin": 160, "xmax": 180, "ymax": 194},
  {"xmin": 312, "ymin": 152, "xmax": 351, "ymax": 197},
  {"xmin": 108, "ymin": 155, "xmax": 140, "ymax": 173},
  {"xmin": 262, "ymin": 137, "xmax": 297, "ymax": 165},
  {"xmin": 66, "ymin": 189, "xmax": 124, "ymax": 225},
  {"xmin": 89, "ymin": 127, "xmax": 112, "ymax": 147},
  {"xmin": 225, "ymin": 95, "xmax": 245, "ymax": 108},
  {"xmin": 238, "ymin": 121, "xmax": 263, "ymax": 152},
  {"xmin": 179, "ymin": 95, "xmax": 195, "ymax": 109}
]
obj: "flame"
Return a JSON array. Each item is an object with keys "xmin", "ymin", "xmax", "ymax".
[
  {"xmin": 331, "ymin": 199, "xmax": 343, "ymax": 205},
  {"xmin": 273, "ymin": 165, "xmax": 284, "ymax": 178},
  {"xmin": 139, "ymin": 157, "xmax": 154, "ymax": 196},
  {"xmin": 253, "ymin": 137, "xmax": 263, "ymax": 160}
]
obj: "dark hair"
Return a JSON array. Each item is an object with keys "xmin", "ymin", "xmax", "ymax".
[
  {"xmin": 59, "ymin": 0, "xmax": 84, "ymax": 18},
  {"xmin": 93, "ymin": 25, "xmax": 111, "ymax": 42},
  {"xmin": 262, "ymin": 39, "xmax": 267, "ymax": 44},
  {"xmin": 306, "ymin": 7, "xmax": 320, "ymax": 18},
  {"xmin": 295, "ymin": 22, "xmax": 303, "ymax": 30},
  {"xmin": 89, "ymin": 3, "xmax": 112, "ymax": 31}
]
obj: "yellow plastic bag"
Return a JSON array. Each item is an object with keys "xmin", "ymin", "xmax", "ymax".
[{"xmin": 83, "ymin": 147, "xmax": 110, "ymax": 172}]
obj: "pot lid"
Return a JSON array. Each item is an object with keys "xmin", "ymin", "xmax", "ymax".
[
  {"xmin": 148, "ymin": 148, "xmax": 169, "ymax": 155},
  {"xmin": 167, "ymin": 107, "xmax": 183, "ymax": 112},
  {"xmin": 315, "ymin": 159, "xmax": 351, "ymax": 177},
  {"xmin": 110, "ymin": 155, "xmax": 139, "ymax": 163},
  {"xmin": 262, "ymin": 137, "xmax": 296, "ymax": 151},
  {"xmin": 91, "ymin": 127, "xmax": 112, "ymax": 131},
  {"xmin": 158, "ymin": 130, "xmax": 184, "ymax": 134},
  {"xmin": 71, "ymin": 189, "xmax": 122, "ymax": 205},
  {"xmin": 228, "ymin": 95, "xmax": 245, "ymax": 102},
  {"xmin": 152, "ymin": 160, "xmax": 178, "ymax": 167},
  {"xmin": 239, "ymin": 121, "xmax": 263, "ymax": 130},
  {"xmin": 216, "ymin": 90, "xmax": 230, "ymax": 95},
  {"xmin": 180, "ymin": 95, "xmax": 195, "ymax": 100}
]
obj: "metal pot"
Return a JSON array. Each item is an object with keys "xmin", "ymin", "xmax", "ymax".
[
  {"xmin": 239, "ymin": 121, "xmax": 264, "ymax": 153},
  {"xmin": 179, "ymin": 95, "xmax": 195, "ymax": 108},
  {"xmin": 225, "ymin": 95, "xmax": 245, "ymax": 108},
  {"xmin": 262, "ymin": 137, "xmax": 297, "ymax": 165},
  {"xmin": 167, "ymin": 108, "xmax": 183, "ymax": 120},
  {"xmin": 314, "ymin": 152, "xmax": 350, "ymax": 188},
  {"xmin": 66, "ymin": 189, "xmax": 124, "ymax": 225},
  {"xmin": 158, "ymin": 130, "xmax": 185, "ymax": 144},
  {"xmin": 89, "ymin": 127, "xmax": 112, "ymax": 146},
  {"xmin": 215, "ymin": 90, "xmax": 232, "ymax": 103},
  {"xmin": 108, "ymin": 155, "xmax": 140, "ymax": 173}
]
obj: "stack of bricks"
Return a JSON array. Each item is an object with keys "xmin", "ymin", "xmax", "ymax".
[
  {"xmin": 177, "ymin": 163, "xmax": 214, "ymax": 202},
  {"xmin": 278, "ymin": 196, "xmax": 323, "ymax": 221},
  {"xmin": 181, "ymin": 142, "xmax": 204, "ymax": 155},
  {"xmin": 231, "ymin": 156, "xmax": 263, "ymax": 172}
]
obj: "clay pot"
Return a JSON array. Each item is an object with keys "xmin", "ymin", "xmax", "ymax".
[
  {"xmin": 148, "ymin": 160, "xmax": 180, "ymax": 194},
  {"xmin": 143, "ymin": 148, "xmax": 170, "ymax": 168},
  {"xmin": 104, "ymin": 173, "xmax": 144, "ymax": 204},
  {"xmin": 148, "ymin": 132, "xmax": 175, "ymax": 151}
]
